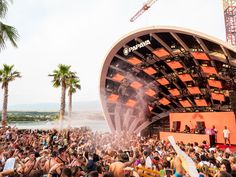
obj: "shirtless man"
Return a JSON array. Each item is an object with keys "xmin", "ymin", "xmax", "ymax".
[
  {"xmin": 109, "ymin": 152, "xmax": 138, "ymax": 177},
  {"xmin": 43, "ymin": 149, "xmax": 69, "ymax": 176},
  {"xmin": 43, "ymin": 151, "xmax": 59, "ymax": 174},
  {"xmin": 18, "ymin": 151, "xmax": 37, "ymax": 176}
]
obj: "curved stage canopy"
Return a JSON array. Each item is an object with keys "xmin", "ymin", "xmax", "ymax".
[{"xmin": 100, "ymin": 26, "xmax": 236, "ymax": 133}]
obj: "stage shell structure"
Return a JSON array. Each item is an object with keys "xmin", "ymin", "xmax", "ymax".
[{"xmin": 100, "ymin": 26, "xmax": 236, "ymax": 134}]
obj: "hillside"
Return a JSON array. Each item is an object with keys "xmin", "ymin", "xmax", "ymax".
[{"xmin": 8, "ymin": 100, "xmax": 102, "ymax": 112}]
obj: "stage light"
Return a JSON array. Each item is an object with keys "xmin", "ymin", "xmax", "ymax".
[
  {"xmin": 223, "ymin": 64, "xmax": 230, "ymax": 68},
  {"xmin": 171, "ymin": 43, "xmax": 177, "ymax": 49},
  {"xmin": 174, "ymin": 57, "xmax": 179, "ymax": 61},
  {"xmin": 166, "ymin": 59, "xmax": 171, "ymax": 62},
  {"xmin": 191, "ymin": 48, "xmax": 197, "ymax": 52},
  {"xmin": 192, "ymin": 47, "xmax": 203, "ymax": 52}
]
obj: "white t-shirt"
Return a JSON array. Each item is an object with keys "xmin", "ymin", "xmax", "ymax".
[
  {"xmin": 223, "ymin": 129, "xmax": 230, "ymax": 138},
  {"xmin": 3, "ymin": 157, "xmax": 16, "ymax": 177},
  {"xmin": 145, "ymin": 156, "xmax": 153, "ymax": 168}
]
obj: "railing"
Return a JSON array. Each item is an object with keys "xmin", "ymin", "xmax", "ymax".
[
  {"xmin": 134, "ymin": 166, "xmax": 219, "ymax": 177},
  {"xmin": 135, "ymin": 166, "xmax": 161, "ymax": 177}
]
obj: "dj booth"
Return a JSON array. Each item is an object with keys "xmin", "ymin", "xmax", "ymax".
[{"xmin": 160, "ymin": 131, "xmax": 215, "ymax": 146}]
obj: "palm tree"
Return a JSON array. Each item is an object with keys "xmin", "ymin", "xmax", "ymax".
[
  {"xmin": 67, "ymin": 72, "xmax": 81, "ymax": 121},
  {"xmin": 0, "ymin": 0, "xmax": 18, "ymax": 51},
  {"xmin": 0, "ymin": 64, "xmax": 21, "ymax": 127},
  {"xmin": 49, "ymin": 64, "xmax": 71, "ymax": 123}
]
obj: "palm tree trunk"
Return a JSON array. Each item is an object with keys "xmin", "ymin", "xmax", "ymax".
[
  {"xmin": 2, "ymin": 83, "xmax": 8, "ymax": 127},
  {"xmin": 60, "ymin": 81, "xmax": 66, "ymax": 128},
  {"xmin": 68, "ymin": 92, "xmax": 72, "ymax": 127}
]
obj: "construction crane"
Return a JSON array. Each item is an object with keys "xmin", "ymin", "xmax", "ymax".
[
  {"xmin": 130, "ymin": 0, "xmax": 236, "ymax": 46},
  {"xmin": 223, "ymin": 0, "xmax": 236, "ymax": 46},
  {"xmin": 130, "ymin": 0, "xmax": 157, "ymax": 22}
]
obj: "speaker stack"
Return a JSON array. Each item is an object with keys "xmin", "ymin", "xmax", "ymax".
[
  {"xmin": 172, "ymin": 121, "xmax": 181, "ymax": 132},
  {"xmin": 229, "ymin": 91, "xmax": 236, "ymax": 114}
]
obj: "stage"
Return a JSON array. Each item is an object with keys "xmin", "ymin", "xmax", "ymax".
[{"xmin": 169, "ymin": 112, "xmax": 236, "ymax": 145}]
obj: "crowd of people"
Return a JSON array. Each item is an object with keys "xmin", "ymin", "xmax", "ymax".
[{"xmin": 0, "ymin": 126, "xmax": 235, "ymax": 177}]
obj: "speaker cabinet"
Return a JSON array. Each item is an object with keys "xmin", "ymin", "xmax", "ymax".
[
  {"xmin": 230, "ymin": 91, "xmax": 236, "ymax": 112},
  {"xmin": 196, "ymin": 121, "xmax": 205, "ymax": 134},
  {"xmin": 172, "ymin": 121, "xmax": 181, "ymax": 132}
]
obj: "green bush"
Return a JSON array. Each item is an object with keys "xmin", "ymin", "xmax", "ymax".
[{"xmin": 0, "ymin": 111, "xmax": 59, "ymax": 122}]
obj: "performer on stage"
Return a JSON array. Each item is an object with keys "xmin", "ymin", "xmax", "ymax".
[
  {"xmin": 212, "ymin": 125, "xmax": 217, "ymax": 146},
  {"xmin": 183, "ymin": 125, "xmax": 190, "ymax": 133},
  {"xmin": 223, "ymin": 126, "xmax": 231, "ymax": 146}
]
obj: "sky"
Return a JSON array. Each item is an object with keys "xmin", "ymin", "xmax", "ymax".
[{"xmin": 0, "ymin": 0, "xmax": 226, "ymax": 105}]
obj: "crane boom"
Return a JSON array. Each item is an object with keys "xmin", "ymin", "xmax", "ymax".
[
  {"xmin": 223, "ymin": 0, "xmax": 236, "ymax": 46},
  {"xmin": 130, "ymin": 0, "xmax": 157, "ymax": 22}
]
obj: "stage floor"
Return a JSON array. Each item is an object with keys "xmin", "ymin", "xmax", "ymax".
[{"xmin": 217, "ymin": 144, "xmax": 236, "ymax": 153}]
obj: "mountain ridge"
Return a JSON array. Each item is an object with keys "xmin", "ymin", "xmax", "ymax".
[{"xmin": 8, "ymin": 100, "xmax": 102, "ymax": 112}]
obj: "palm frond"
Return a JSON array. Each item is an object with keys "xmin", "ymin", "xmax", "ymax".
[
  {"xmin": 49, "ymin": 64, "xmax": 72, "ymax": 89},
  {"xmin": 0, "ymin": 0, "xmax": 9, "ymax": 18},
  {"xmin": 0, "ymin": 0, "xmax": 13, "ymax": 18},
  {"xmin": 53, "ymin": 80, "xmax": 60, "ymax": 88},
  {"xmin": 67, "ymin": 71, "xmax": 81, "ymax": 95},
  {"xmin": 0, "ymin": 21, "xmax": 18, "ymax": 50},
  {"xmin": 0, "ymin": 64, "xmax": 21, "ymax": 88},
  {"xmin": 0, "ymin": 28, "xmax": 6, "ymax": 50}
]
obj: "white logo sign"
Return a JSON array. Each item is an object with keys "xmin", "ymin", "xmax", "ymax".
[{"xmin": 123, "ymin": 40, "xmax": 151, "ymax": 56}]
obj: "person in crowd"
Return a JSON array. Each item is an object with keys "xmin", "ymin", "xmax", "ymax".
[
  {"xmin": 143, "ymin": 150, "xmax": 152, "ymax": 169},
  {"xmin": 0, "ymin": 126, "xmax": 235, "ymax": 177},
  {"xmin": 60, "ymin": 168, "xmax": 72, "ymax": 177},
  {"xmin": 88, "ymin": 170, "xmax": 99, "ymax": 177},
  {"xmin": 102, "ymin": 172, "xmax": 114, "ymax": 177}
]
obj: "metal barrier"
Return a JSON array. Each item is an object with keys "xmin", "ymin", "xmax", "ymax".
[
  {"xmin": 135, "ymin": 166, "xmax": 219, "ymax": 177},
  {"xmin": 135, "ymin": 166, "xmax": 161, "ymax": 177}
]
